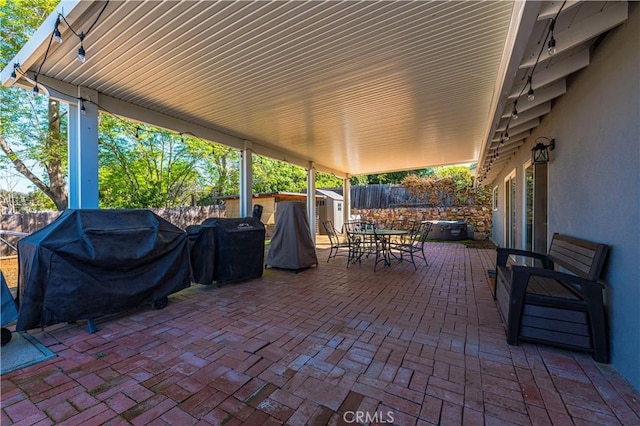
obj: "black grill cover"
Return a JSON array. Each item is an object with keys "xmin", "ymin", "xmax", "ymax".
[
  {"xmin": 201, "ymin": 217, "xmax": 265, "ymax": 283},
  {"xmin": 16, "ymin": 209, "xmax": 191, "ymax": 331},
  {"xmin": 186, "ymin": 224, "xmax": 216, "ymax": 285},
  {"xmin": 266, "ymin": 202, "xmax": 318, "ymax": 270}
]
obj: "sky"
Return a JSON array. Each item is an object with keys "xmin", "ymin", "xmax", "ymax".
[{"xmin": 0, "ymin": 168, "xmax": 39, "ymax": 194}]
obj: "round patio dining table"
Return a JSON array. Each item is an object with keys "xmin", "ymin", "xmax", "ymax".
[{"xmin": 349, "ymin": 228, "xmax": 410, "ymax": 271}]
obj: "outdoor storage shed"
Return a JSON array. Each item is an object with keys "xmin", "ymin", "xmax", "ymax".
[
  {"xmin": 266, "ymin": 201, "xmax": 318, "ymax": 270},
  {"xmin": 201, "ymin": 217, "xmax": 265, "ymax": 283},
  {"xmin": 317, "ymin": 189, "xmax": 344, "ymax": 235},
  {"xmin": 16, "ymin": 209, "xmax": 191, "ymax": 331}
]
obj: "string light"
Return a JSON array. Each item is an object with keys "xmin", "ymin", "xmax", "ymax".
[
  {"xmin": 54, "ymin": 18, "xmax": 62, "ymax": 44},
  {"xmin": 32, "ymin": 77, "xmax": 39, "ymax": 97},
  {"xmin": 547, "ymin": 19, "xmax": 557, "ymax": 56},
  {"xmin": 481, "ymin": 3, "xmax": 565, "ymax": 183},
  {"xmin": 527, "ymin": 76, "xmax": 535, "ymax": 101},
  {"xmin": 10, "ymin": 63, "xmax": 19, "ymax": 81},
  {"xmin": 77, "ymin": 33, "xmax": 86, "ymax": 63},
  {"xmin": 80, "ymin": 99, "xmax": 86, "ymax": 115},
  {"xmin": 57, "ymin": 1, "xmax": 110, "ymax": 65}
]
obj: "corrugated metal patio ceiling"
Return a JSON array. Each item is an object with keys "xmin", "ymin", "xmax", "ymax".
[{"xmin": 4, "ymin": 0, "xmax": 516, "ymax": 177}]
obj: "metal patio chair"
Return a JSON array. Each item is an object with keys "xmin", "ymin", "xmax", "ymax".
[
  {"xmin": 393, "ymin": 221, "xmax": 432, "ymax": 270},
  {"xmin": 322, "ymin": 220, "xmax": 350, "ymax": 262}
]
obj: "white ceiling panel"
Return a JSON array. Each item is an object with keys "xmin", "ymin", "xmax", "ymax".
[
  {"xmin": 3, "ymin": 0, "xmax": 515, "ymax": 177},
  {"xmin": 3, "ymin": 1, "xmax": 627, "ymax": 180}
]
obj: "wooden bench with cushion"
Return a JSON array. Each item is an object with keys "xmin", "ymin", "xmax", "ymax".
[{"xmin": 495, "ymin": 233, "xmax": 609, "ymax": 362}]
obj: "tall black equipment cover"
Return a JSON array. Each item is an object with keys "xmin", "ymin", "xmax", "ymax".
[
  {"xmin": 266, "ymin": 201, "xmax": 318, "ymax": 270},
  {"xmin": 186, "ymin": 224, "xmax": 216, "ymax": 285},
  {"xmin": 16, "ymin": 209, "xmax": 191, "ymax": 331},
  {"xmin": 201, "ymin": 217, "xmax": 265, "ymax": 283}
]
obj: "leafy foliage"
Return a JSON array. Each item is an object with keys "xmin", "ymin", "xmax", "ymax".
[
  {"xmin": 0, "ymin": 0, "xmax": 68, "ymax": 210},
  {"xmin": 252, "ymin": 157, "xmax": 342, "ymax": 194},
  {"xmin": 99, "ymin": 116, "xmax": 220, "ymax": 208},
  {"xmin": 401, "ymin": 165, "xmax": 490, "ymax": 207}
]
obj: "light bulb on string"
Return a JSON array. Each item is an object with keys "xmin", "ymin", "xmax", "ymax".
[
  {"xmin": 77, "ymin": 32, "xmax": 86, "ymax": 63},
  {"xmin": 54, "ymin": 18, "xmax": 62, "ymax": 44},
  {"xmin": 547, "ymin": 38, "xmax": 556, "ymax": 56},
  {"xmin": 78, "ymin": 45, "xmax": 86, "ymax": 63},
  {"xmin": 512, "ymin": 100, "xmax": 518, "ymax": 120},
  {"xmin": 527, "ymin": 76, "xmax": 534, "ymax": 101},
  {"xmin": 32, "ymin": 84, "xmax": 39, "ymax": 97},
  {"xmin": 547, "ymin": 19, "xmax": 556, "ymax": 56},
  {"xmin": 10, "ymin": 63, "xmax": 18, "ymax": 81},
  {"xmin": 80, "ymin": 99, "xmax": 86, "ymax": 115}
]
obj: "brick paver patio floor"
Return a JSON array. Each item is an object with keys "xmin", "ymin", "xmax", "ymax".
[{"xmin": 2, "ymin": 242, "xmax": 639, "ymax": 425}]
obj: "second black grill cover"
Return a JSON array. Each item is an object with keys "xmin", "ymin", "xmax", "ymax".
[
  {"xmin": 186, "ymin": 225, "xmax": 216, "ymax": 285},
  {"xmin": 201, "ymin": 217, "xmax": 265, "ymax": 283},
  {"xmin": 16, "ymin": 209, "xmax": 191, "ymax": 331}
]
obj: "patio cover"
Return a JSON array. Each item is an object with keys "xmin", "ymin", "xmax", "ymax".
[
  {"xmin": 16, "ymin": 209, "xmax": 191, "ymax": 331},
  {"xmin": 266, "ymin": 202, "xmax": 318, "ymax": 270}
]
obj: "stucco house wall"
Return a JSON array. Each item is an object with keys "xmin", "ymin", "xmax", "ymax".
[{"xmin": 491, "ymin": 3, "xmax": 639, "ymax": 390}]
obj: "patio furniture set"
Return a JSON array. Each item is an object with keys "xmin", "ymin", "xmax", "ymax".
[{"xmin": 323, "ymin": 219, "xmax": 432, "ymax": 272}]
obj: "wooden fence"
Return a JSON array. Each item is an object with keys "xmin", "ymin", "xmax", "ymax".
[{"xmin": 0, "ymin": 205, "xmax": 225, "ymax": 256}]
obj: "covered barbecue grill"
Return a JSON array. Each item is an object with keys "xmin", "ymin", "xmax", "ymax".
[
  {"xmin": 201, "ymin": 217, "xmax": 265, "ymax": 284},
  {"xmin": 266, "ymin": 201, "xmax": 318, "ymax": 270},
  {"xmin": 16, "ymin": 209, "xmax": 191, "ymax": 331}
]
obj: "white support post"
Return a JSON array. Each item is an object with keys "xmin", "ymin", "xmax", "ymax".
[
  {"xmin": 68, "ymin": 86, "xmax": 99, "ymax": 208},
  {"xmin": 306, "ymin": 163, "xmax": 316, "ymax": 245},
  {"xmin": 239, "ymin": 140, "xmax": 253, "ymax": 217},
  {"xmin": 343, "ymin": 177, "xmax": 351, "ymax": 223}
]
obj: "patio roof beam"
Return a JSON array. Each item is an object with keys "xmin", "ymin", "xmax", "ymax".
[
  {"xmin": 477, "ymin": 0, "xmax": 541, "ymax": 176},
  {"xmin": 501, "ymin": 102, "xmax": 551, "ymax": 121},
  {"xmin": 0, "ymin": 1, "xmax": 91, "ymax": 85},
  {"xmin": 521, "ymin": 1, "xmax": 628, "ymax": 69},
  {"xmin": 496, "ymin": 117, "xmax": 540, "ymax": 133},
  {"xmin": 537, "ymin": 1, "xmax": 582, "ymax": 21},
  {"xmin": 508, "ymin": 49, "xmax": 589, "ymax": 98},
  {"xmin": 16, "ymin": 75, "xmax": 350, "ymax": 180}
]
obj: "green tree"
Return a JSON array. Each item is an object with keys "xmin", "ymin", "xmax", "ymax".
[
  {"xmin": 193, "ymin": 144, "xmax": 240, "ymax": 205},
  {"xmin": 253, "ymin": 157, "xmax": 307, "ymax": 193},
  {"xmin": 316, "ymin": 172, "xmax": 342, "ymax": 189},
  {"xmin": 98, "ymin": 116, "xmax": 208, "ymax": 208},
  {"xmin": 0, "ymin": 0, "xmax": 68, "ymax": 210}
]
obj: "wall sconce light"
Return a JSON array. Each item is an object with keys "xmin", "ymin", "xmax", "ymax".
[{"xmin": 531, "ymin": 137, "xmax": 555, "ymax": 164}]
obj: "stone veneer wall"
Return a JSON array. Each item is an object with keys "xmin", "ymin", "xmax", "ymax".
[{"xmin": 352, "ymin": 206, "xmax": 492, "ymax": 240}]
